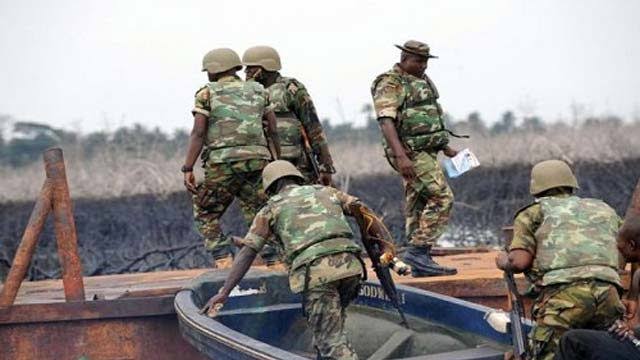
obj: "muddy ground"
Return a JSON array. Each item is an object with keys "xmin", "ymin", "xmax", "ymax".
[{"xmin": 1, "ymin": 159, "xmax": 639, "ymax": 281}]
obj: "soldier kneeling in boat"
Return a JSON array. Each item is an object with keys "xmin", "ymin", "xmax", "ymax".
[
  {"xmin": 201, "ymin": 160, "xmax": 407, "ymax": 360},
  {"xmin": 496, "ymin": 159, "xmax": 625, "ymax": 360}
]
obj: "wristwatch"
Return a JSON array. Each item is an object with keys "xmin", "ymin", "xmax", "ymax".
[{"xmin": 181, "ymin": 165, "xmax": 193, "ymax": 173}]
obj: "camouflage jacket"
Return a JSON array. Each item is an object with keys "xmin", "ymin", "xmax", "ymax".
[
  {"xmin": 510, "ymin": 194, "xmax": 622, "ymax": 288},
  {"xmin": 192, "ymin": 75, "xmax": 272, "ymax": 164},
  {"xmin": 266, "ymin": 74, "xmax": 335, "ymax": 173},
  {"xmin": 242, "ymin": 184, "xmax": 363, "ymax": 292},
  {"xmin": 371, "ymin": 64, "xmax": 449, "ymax": 156}
]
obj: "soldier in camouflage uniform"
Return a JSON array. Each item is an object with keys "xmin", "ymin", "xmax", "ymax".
[
  {"xmin": 182, "ymin": 48, "xmax": 280, "ymax": 267},
  {"xmin": 496, "ymin": 159, "xmax": 625, "ymax": 360},
  {"xmin": 370, "ymin": 40, "xmax": 459, "ymax": 277},
  {"xmin": 202, "ymin": 160, "xmax": 407, "ymax": 360},
  {"xmin": 242, "ymin": 46, "xmax": 335, "ymax": 185}
]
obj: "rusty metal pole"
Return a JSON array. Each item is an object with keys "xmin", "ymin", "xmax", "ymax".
[
  {"xmin": 0, "ymin": 181, "xmax": 53, "ymax": 307},
  {"xmin": 43, "ymin": 148, "xmax": 85, "ymax": 301}
]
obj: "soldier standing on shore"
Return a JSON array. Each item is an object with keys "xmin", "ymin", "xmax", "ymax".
[
  {"xmin": 242, "ymin": 45, "xmax": 335, "ymax": 185},
  {"xmin": 370, "ymin": 40, "xmax": 459, "ymax": 277},
  {"xmin": 182, "ymin": 48, "xmax": 280, "ymax": 268}
]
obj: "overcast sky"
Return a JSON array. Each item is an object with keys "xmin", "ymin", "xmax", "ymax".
[{"xmin": 1, "ymin": 0, "xmax": 639, "ymax": 133}]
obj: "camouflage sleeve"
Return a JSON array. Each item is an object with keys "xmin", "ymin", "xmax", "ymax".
[
  {"xmin": 287, "ymin": 80, "xmax": 334, "ymax": 171},
  {"xmin": 510, "ymin": 204, "xmax": 543, "ymax": 255},
  {"xmin": 371, "ymin": 74, "xmax": 405, "ymax": 121},
  {"xmin": 325, "ymin": 187, "xmax": 360, "ymax": 215},
  {"xmin": 191, "ymin": 86, "xmax": 211, "ymax": 117},
  {"xmin": 241, "ymin": 206, "xmax": 273, "ymax": 252}
]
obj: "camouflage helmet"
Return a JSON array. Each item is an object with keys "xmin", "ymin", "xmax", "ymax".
[
  {"xmin": 262, "ymin": 160, "xmax": 304, "ymax": 192},
  {"xmin": 242, "ymin": 46, "xmax": 282, "ymax": 72},
  {"xmin": 530, "ymin": 159, "xmax": 579, "ymax": 195},
  {"xmin": 201, "ymin": 48, "xmax": 242, "ymax": 74}
]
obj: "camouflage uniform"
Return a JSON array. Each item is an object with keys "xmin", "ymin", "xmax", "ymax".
[
  {"xmin": 510, "ymin": 194, "xmax": 625, "ymax": 360},
  {"xmin": 242, "ymin": 184, "xmax": 364, "ymax": 360},
  {"xmin": 371, "ymin": 64, "xmax": 453, "ymax": 246},
  {"xmin": 265, "ymin": 74, "xmax": 335, "ymax": 181},
  {"xmin": 191, "ymin": 75, "xmax": 274, "ymax": 259}
]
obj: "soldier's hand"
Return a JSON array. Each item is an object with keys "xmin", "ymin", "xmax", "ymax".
[
  {"xmin": 494, "ymin": 251, "xmax": 509, "ymax": 270},
  {"xmin": 396, "ymin": 156, "xmax": 416, "ymax": 181},
  {"xmin": 319, "ymin": 172, "xmax": 333, "ymax": 187},
  {"xmin": 199, "ymin": 292, "xmax": 228, "ymax": 317},
  {"xmin": 184, "ymin": 171, "xmax": 197, "ymax": 194},
  {"xmin": 443, "ymin": 146, "xmax": 459, "ymax": 158},
  {"xmin": 608, "ymin": 320, "xmax": 634, "ymax": 341}
]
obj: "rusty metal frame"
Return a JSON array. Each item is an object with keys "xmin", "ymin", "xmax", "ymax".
[
  {"xmin": 0, "ymin": 296, "xmax": 176, "ymax": 325},
  {"xmin": 0, "ymin": 148, "xmax": 85, "ymax": 307}
]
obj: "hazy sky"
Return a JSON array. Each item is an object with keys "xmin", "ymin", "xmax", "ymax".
[{"xmin": 1, "ymin": 0, "xmax": 639, "ymax": 133}]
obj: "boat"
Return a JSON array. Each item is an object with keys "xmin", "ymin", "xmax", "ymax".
[{"xmin": 175, "ymin": 269, "xmax": 528, "ymax": 360}]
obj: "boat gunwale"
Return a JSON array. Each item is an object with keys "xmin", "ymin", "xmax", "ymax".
[{"xmin": 175, "ymin": 274, "xmax": 528, "ymax": 359}]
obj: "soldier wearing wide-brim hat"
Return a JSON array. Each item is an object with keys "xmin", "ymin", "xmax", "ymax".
[
  {"xmin": 182, "ymin": 48, "xmax": 281, "ymax": 268},
  {"xmin": 496, "ymin": 159, "xmax": 625, "ymax": 360},
  {"xmin": 394, "ymin": 40, "xmax": 439, "ymax": 59},
  {"xmin": 370, "ymin": 40, "xmax": 461, "ymax": 277}
]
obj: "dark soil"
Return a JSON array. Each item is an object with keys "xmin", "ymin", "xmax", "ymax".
[{"xmin": 2, "ymin": 159, "xmax": 639, "ymax": 281}]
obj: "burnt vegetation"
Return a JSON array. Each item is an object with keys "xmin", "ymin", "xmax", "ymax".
[{"xmin": 1, "ymin": 110, "xmax": 639, "ymax": 280}]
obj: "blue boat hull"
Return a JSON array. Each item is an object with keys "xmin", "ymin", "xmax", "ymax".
[{"xmin": 175, "ymin": 269, "xmax": 523, "ymax": 359}]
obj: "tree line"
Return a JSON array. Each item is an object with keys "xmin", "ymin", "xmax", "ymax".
[{"xmin": 0, "ymin": 109, "xmax": 631, "ymax": 168}]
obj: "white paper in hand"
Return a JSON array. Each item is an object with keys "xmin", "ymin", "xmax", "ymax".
[{"xmin": 442, "ymin": 148, "xmax": 480, "ymax": 178}]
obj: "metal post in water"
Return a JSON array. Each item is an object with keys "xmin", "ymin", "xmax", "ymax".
[
  {"xmin": 0, "ymin": 181, "xmax": 53, "ymax": 307},
  {"xmin": 43, "ymin": 148, "xmax": 85, "ymax": 302}
]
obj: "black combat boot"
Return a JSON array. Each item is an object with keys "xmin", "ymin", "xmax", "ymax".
[{"xmin": 402, "ymin": 245, "xmax": 457, "ymax": 277}]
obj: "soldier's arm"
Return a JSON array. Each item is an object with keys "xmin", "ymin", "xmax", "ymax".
[
  {"xmin": 288, "ymin": 81, "xmax": 335, "ymax": 174},
  {"xmin": 201, "ymin": 209, "xmax": 271, "ymax": 313},
  {"xmin": 378, "ymin": 119, "xmax": 415, "ymax": 181},
  {"xmin": 496, "ymin": 207, "xmax": 538, "ymax": 272},
  {"xmin": 263, "ymin": 110, "xmax": 281, "ymax": 159},
  {"xmin": 183, "ymin": 88, "xmax": 210, "ymax": 194},
  {"xmin": 372, "ymin": 76, "xmax": 416, "ymax": 180},
  {"xmin": 619, "ymin": 180, "xmax": 640, "ymax": 262}
]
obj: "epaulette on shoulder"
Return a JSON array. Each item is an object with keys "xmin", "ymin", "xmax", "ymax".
[
  {"xmin": 282, "ymin": 76, "xmax": 303, "ymax": 95},
  {"xmin": 513, "ymin": 201, "xmax": 539, "ymax": 220},
  {"xmin": 194, "ymin": 85, "xmax": 209, "ymax": 98},
  {"xmin": 372, "ymin": 71, "xmax": 402, "ymax": 92}
]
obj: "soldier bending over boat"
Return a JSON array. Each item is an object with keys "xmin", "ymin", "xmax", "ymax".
[{"xmin": 201, "ymin": 160, "xmax": 408, "ymax": 360}]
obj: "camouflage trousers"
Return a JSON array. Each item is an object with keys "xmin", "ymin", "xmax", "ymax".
[
  {"xmin": 304, "ymin": 275, "xmax": 361, "ymax": 360},
  {"xmin": 403, "ymin": 151, "xmax": 454, "ymax": 247},
  {"xmin": 529, "ymin": 280, "xmax": 624, "ymax": 360},
  {"xmin": 192, "ymin": 159, "xmax": 276, "ymax": 259}
]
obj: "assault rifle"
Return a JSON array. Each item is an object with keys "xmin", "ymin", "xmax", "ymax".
[
  {"xmin": 504, "ymin": 271, "xmax": 529, "ymax": 360},
  {"xmin": 300, "ymin": 126, "xmax": 321, "ymax": 183},
  {"xmin": 353, "ymin": 204, "xmax": 410, "ymax": 328}
]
